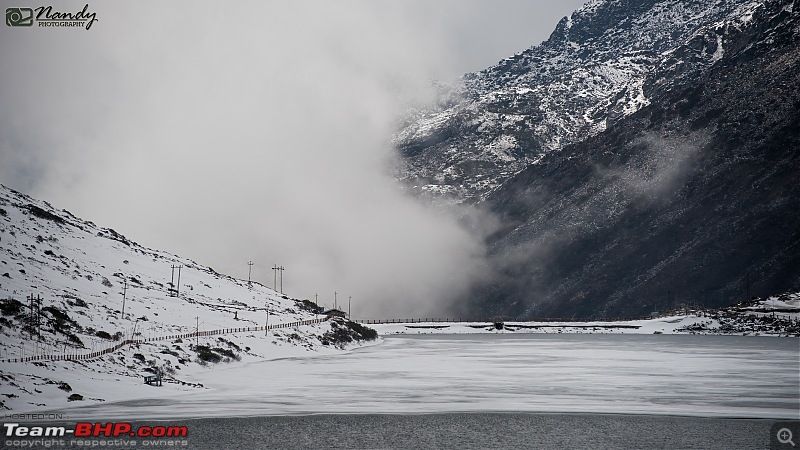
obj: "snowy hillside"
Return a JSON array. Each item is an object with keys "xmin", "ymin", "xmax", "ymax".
[{"xmin": 0, "ymin": 185, "xmax": 372, "ymax": 413}]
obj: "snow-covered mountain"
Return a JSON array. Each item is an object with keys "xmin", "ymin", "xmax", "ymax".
[
  {"xmin": 394, "ymin": 0, "xmax": 777, "ymax": 204},
  {"xmin": 0, "ymin": 184, "xmax": 373, "ymax": 412},
  {"xmin": 394, "ymin": 0, "xmax": 799, "ymax": 319}
]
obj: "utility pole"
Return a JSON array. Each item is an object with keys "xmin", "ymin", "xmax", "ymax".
[
  {"xmin": 121, "ymin": 278, "xmax": 128, "ymax": 320},
  {"xmin": 248, "ymin": 261, "xmax": 254, "ymax": 286},
  {"xmin": 348, "ymin": 296, "xmax": 351, "ymax": 319},
  {"xmin": 26, "ymin": 294, "xmax": 31, "ymax": 338},
  {"xmin": 132, "ymin": 318, "xmax": 140, "ymax": 342},
  {"xmin": 315, "ymin": 293, "xmax": 319, "ymax": 310},
  {"xmin": 176, "ymin": 265, "xmax": 183, "ymax": 297},
  {"xmin": 265, "ymin": 307, "xmax": 269, "ymax": 336},
  {"xmin": 279, "ymin": 266, "xmax": 284, "ymax": 294},
  {"xmin": 27, "ymin": 294, "xmax": 35, "ymax": 338},
  {"xmin": 334, "ymin": 291, "xmax": 338, "ymax": 310},
  {"xmin": 35, "ymin": 294, "xmax": 41, "ymax": 335},
  {"xmin": 272, "ymin": 265, "xmax": 279, "ymax": 291},
  {"xmin": 196, "ymin": 316, "xmax": 199, "ymax": 347},
  {"xmin": 170, "ymin": 265, "xmax": 176, "ymax": 297}
]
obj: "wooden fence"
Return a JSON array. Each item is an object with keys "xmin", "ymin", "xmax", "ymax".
[{"xmin": 1, "ymin": 318, "xmax": 326, "ymax": 364}]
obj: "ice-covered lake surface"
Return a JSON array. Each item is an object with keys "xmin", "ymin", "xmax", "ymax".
[{"xmin": 61, "ymin": 333, "xmax": 799, "ymax": 420}]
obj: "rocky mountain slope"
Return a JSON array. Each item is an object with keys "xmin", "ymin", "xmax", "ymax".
[
  {"xmin": 395, "ymin": 0, "xmax": 799, "ymax": 319},
  {"xmin": 460, "ymin": 0, "xmax": 800, "ymax": 319},
  {"xmin": 394, "ymin": 0, "xmax": 778, "ymax": 204}
]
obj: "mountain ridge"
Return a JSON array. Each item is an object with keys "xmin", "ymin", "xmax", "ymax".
[{"xmin": 394, "ymin": 0, "xmax": 770, "ymax": 205}]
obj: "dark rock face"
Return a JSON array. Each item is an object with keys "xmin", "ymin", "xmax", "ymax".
[
  {"xmin": 396, "ymin": 0, "xmax": 800, "ymax": 319},
  {"xmin": 459, "ymin": 0, "xmax": 800, "ymax": 319}
]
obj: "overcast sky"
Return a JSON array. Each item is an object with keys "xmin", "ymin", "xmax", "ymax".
[{"xmin": 1, "ymin": 0, "xmax": 586, "ymax": 317}]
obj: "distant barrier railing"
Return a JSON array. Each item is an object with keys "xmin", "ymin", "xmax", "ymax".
[
  {"xmin": 355, "ymin": 317, "xmax": 654, "ymax": 325},
  {"xmin": 357, "ymin": 318, "xmax": 484, "ymax": 325},
  {"xmin": 1, "ymin": 318, "xmax": 326, "ymax": 364}
]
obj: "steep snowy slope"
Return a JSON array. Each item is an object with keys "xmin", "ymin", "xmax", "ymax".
[
  {"xmin": 394, "ymin": 0, "xmax": 771, "ymax": 204},
  {"xmin": 0, "ymin": 185, "xmax": 370, "ymax": 413}
]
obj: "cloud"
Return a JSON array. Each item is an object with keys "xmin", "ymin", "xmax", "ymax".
[
  {"xmin": 594, "ymin": 131, "xmax": 710, "ymax": 206},
  {"xmin": 0, "ymin": 1, "xmax": 435, "ymax": 317},
  {"xmin": 0, "ymin": 0, "xmax": 586, "ymax": 318}
]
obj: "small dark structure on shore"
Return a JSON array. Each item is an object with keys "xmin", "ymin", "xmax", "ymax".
[
  {"xmin": 323, "ymin": 309, "xmax": 346, "ymax": 318},
  {"xmin": 144, "ymin": 375, "xmax": 162, "ymax": 386}
]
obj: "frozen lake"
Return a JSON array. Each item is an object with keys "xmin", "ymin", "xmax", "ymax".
[{"xmin": 62, "ymin": 333, "xmax": 799, "ymax": 420}]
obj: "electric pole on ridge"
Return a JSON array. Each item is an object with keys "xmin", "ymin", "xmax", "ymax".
[
  {"xmin": 248, "ymin": 261, "xmax": 254, "ymax": 286},
  {"xmin": 170, "ymin": 265, "xmax": 183, "ymax": 297},
  {"xmin": 176, "ymin": 265, "xmax": 182, "ymax": 298},
  {"xmin": 121, "ymin": 278, "xmax": 128, "ymax": 320},
  {"xmin": 265, "ymin": 306, "xmax": 270, "ymax": 336}
]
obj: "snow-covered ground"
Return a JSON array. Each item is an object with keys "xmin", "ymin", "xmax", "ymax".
[{"xmin": 744, "ymin": 291, "xmax": 800, "ymax": 313}]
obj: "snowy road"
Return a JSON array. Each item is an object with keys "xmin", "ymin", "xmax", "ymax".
[{"xmin": 59, "ymin": 333, "xmax": 799, "ymax": 420}]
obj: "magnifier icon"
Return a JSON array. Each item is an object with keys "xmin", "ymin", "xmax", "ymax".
[{"xmin": 778, "ymin": 428, "xmax": 795, "ymax": 447}]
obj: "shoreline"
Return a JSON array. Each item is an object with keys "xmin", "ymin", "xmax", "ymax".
[{"xmin": 370, "ymin": 313, "xmax": 800, "ymax": 337}]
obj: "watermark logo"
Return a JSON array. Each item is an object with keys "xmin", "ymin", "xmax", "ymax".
[
  {"xmin": 5, "ymin": 4, "xmax": 97, "ymax": 30},
  {"xmin": 5, "ymin": 8, "xmax": 33, "ymax": 26},
  {"xmin": 3, "ymin": 422, "xmax": 190, "ymax": 448}
]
